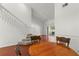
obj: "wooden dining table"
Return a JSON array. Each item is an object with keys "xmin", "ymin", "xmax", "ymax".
[{"xmin": 29, "ymin": 41, "xmax": 78, "ymax": 56}]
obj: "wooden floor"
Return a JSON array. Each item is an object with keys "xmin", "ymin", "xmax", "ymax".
[
  {"xmin": 29, "ymin": 42, "xmax": 79, "ymax": 56},
  {"xmin": 0, "ymin": 42, "xmax": 78, "ymax": 56},
  {"xmin": 0, "ymin": 45, "xmax": 30, "ymax": 56}
]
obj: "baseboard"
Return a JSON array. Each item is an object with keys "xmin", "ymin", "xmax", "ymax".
[{"xmin": 0, "ymin": 42, "xmax": 17, "ymax": 48}]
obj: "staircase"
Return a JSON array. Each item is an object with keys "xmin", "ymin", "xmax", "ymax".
[{"xmin": 0, "ymin": 4, "xmax": 29, "ymax": 30}]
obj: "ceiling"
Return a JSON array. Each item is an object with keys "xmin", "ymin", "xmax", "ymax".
[{"xmin": 25, "ymin": 3, "xmax": 54, "ymax": 21}]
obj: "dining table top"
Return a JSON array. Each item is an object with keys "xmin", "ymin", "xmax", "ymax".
[{"xmin": 29, "ymin": 41, "xmax": 79, "ymax": 56}]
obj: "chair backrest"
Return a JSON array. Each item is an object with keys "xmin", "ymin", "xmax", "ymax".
[
  {"xmin": 56, "ymin": 36, "xmax": 71, "ymax": 47},
  {"xmin": 15, "ymin": 45, "xmax": 21, "ymax": 56},
  {"xmin": 31, "ymin": 36, "xmax": 41, "ymax": 43}
]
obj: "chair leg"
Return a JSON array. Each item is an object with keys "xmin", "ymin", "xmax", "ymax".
[
  {"xmin": 67, "ymin": 42, "xmax": 69, "ymax": 47},
  {"xmin": 15, "ymin": 46, "xmax": 21, "ymax": 56}
]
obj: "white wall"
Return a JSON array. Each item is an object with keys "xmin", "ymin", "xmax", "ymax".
[
  {"xmin": 32, "ymin": 17, "xmax": 43, "ymax": 35},
  {"xmin": 55, "ymin": 3, "xmax": 79, "ymax": 53},
  {"xmin": 0, "ymin": 3, "xmax": 41, "ymax": 47},
  {"xmin": 0, "ymin": 17, "xmax": 25, "ymax": 47}
]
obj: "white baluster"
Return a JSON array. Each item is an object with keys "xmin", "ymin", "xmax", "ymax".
[{"xmin": 0, "ymin": 4, "xmax": 29, "ymax": 31}]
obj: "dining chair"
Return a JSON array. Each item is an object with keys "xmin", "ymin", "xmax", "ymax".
[
  {"xmin": 56, "ymin": 36, "xmax": 71, "ymax": 47},
  {"xmin": 31, "ymin": 36, "xmax": 41, "ymax": 43},
  {"xmin": 15, "ymin": 45, "xmax": 21, "ymax": 56}
]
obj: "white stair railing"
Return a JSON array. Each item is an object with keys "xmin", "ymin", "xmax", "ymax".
[{"xmin": 0, "ymin": 4, "xmax": 29, "ymax": 29}]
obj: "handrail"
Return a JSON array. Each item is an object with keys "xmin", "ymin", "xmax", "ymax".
[{"xmin": 0, "ymin": 4, "xmax": 28, "ymax": 28}]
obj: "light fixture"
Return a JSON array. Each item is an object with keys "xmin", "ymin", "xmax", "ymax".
[{"xmin": 62, "ymin": 3, "xmax": 68, "ymax": 7}]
